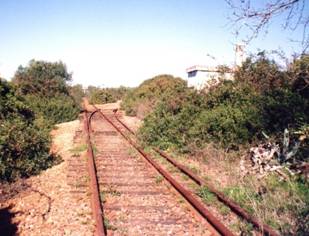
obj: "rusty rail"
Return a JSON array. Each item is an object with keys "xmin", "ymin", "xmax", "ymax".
[
  {"xmin": 113, "ymin": 111, "xmax": 135, "ymax": 135},
  {"xmin": 83, "ymin": 111, "xmax": 106, "ymax": 236},
  {"xmin": 90, "ymin": 108, "xmax": 234, "ymax": 236},
  {"xmin": 112, "ymin": 113, "xmax": 279, "ymax": 236}
]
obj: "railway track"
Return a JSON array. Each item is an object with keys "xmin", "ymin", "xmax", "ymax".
[
  {"xmin": 111, "ymin": 111, "xmax": 279, "ymax": 236},
  {"xmin": 82, "ymin": 102, "xmax": 279, "ymax": 236}
]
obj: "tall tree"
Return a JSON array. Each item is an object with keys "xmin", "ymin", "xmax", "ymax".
[{"xmin": 13, "ymin": 60, "xmax": 72, "ymax": 97}]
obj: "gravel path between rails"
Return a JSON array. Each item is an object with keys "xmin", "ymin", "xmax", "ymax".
[
  {"xmin": 91, "ymin": 112, "xmax": 215, "ymax": 235},
  {"xmin": 0, "ymin": 120, "xmax": 95, "ymax": 236}
]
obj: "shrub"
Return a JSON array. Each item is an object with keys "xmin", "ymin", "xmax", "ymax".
[
  {"xmin": 139, "ymin": 81, "xmax": 262, "ymax": 151},
  {"xmin": 235, "ymin": 52, "xmax": 289, "ymax": 92},
  {"xmin": 69, "ymin": 84, "xmax": 85, "ymax": 108},
  {"xmin": 87, "ymin": 86, "xmax": 132, "ymax": 105},
  {"xmin": 289, "ymin": 54, "xmax": 309, "ymax": 99},
  {"xmin": 24, "ymin": 94, "xmax": 80, "ymax": 128},
  {"xmin": 13, "ymin": 60, "xmax": 71, "ymax": 97},
  {"xmin": 138, "ymin": 87, "xmax": 203, "ymax": 150},
  {"xmin": 12, "ymin": 60, "xmax": 80, "ymax": 126},
  {"xmin": 138, "ymin": 54, "xmax": 309, "ymax": 153},
  {"xmin": 0, "ymin": 79, "xmax": 55, "ymax": 182},
  {"xmin": 121, "ymin": 74, "xmax": 187, "ymax": 117},
  {"xmin": 89, "ymin": 89, "xmax": 117, "ymax": 104},
  {"xmin": 260, "ymin": 88, "xmax": 309, "ymax": 134}
]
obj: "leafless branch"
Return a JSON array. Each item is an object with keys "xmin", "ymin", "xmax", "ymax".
[{"xmin": 225, "ymin": 0, "xmax": 309, "ymax": 52}]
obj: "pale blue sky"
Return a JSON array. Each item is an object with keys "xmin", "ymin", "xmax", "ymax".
[{"xmin": 0, "ymin": 0, "xmax": 304, "ymax": 87}]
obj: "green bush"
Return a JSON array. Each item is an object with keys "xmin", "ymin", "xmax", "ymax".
[
  {"xmin": 139, "ymin": 88, "xmax": 205, "ymax": 150},
  {"xmin": 87, "ymin": 86, "xmax": 131, "ymax": 105},
  {"xmin": 69, "ymin": 84, "xmax": 85, "ymax": 108},
  {"xmin": 138, "ymin": 54, "xmax": 309, "ymax": 153},
  {"xmin": 260, "ymin": 89, "xmax": 309, "ymax": 134},
  {"xmin": 290, "ymin": 54, "xmax": 309, "ymax": 99},
  {"xmin": 24, "ymin": 94, "xmax": 80, "ymax": 128},
  {"xmin": 121, "ymin": 74, "xmax": 187, "ymax": 117},
  {"xmin": 139, "ymin": 81, "xmax": 263, "ymax": 151},
  {"xmin": 235, "ymin": 52, "xmax": 289, "ymax": 92},
  {"xmin": 0, "ymin": 79, "xmax": 55, "ymax": 182},
  {"xmin": 1, "ymin": 59, "xmax": 79, "ymax": 182},
  {"xmin": 12, "ymin": 60, "xmax": 80, "ymax": 126},
  {"xmin": 13, "ymin": 60, "xmax": 71, "ymax": 97},
  {"xmin": 89, "ymin": 88, "xmax": 117, "ymax": 104}
]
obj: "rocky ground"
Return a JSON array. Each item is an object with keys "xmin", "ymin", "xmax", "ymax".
[{"xmin": 0, "ymin": 120, "xmax": 95, "ymax": 236}]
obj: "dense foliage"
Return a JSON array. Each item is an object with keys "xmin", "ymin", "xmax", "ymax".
[
  {"xmin": 69, "ymin": 84, "xmax": 85, "ymax": 108},
  {"xmin": 139, "ymin": 54, "xmax": 309, "ymax": 154},
  {"xmin": 24, "ymin": 94, "xmax": 80, "ymax": 127},
  {"xmin": 88, "ymin": 86, "xmax": 131, "ymax": 104},
  {"xmin": 13, "ymin": 60, "xmax": 72, "ymax": 97},
  {"xmin": 121, "ymin": 74, "xmax": 187, "ymax": 117},
  {"xmin": 137, "ymin": 54, "xmax": 309, "ymax": 234},
  {"xmin": 0, "ymin": 60, "xmax": 81, "ymax": 182},
  {"xmin": 12, "ymin": 60, "xmax": 80, "ymax": 126},
  {"xmin": 0, "ymin": 79, "xmax": 54, "ymax": 181}
]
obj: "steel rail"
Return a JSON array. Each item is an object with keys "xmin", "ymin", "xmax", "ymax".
[
  {"xmin": 112, "ymin": 113, "xmax": 280, "ymax": 236},
  {"xmin": 112, "ymin": 111, "xmax": 135, "ymax": 135},
  {"xmin": 90, "ymin": 108, "xmax": 234, "ymax": 236},
  {"xmin": 83, "ymin": 111, "xmax": 106, "ymax": 236}
]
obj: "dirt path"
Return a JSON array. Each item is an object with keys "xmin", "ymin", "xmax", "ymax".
[{"xmin": 0, "ymin": 120, "xmax": 95, "ymax": 236}]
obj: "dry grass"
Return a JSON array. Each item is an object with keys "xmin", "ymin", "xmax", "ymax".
[{"xmin": 181, "ymin": 143, "xmax": 308, "ymax": 235}]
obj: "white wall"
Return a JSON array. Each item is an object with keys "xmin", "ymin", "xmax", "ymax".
[{"xmin": 187, "ymin": 70, "xmax": 233, "ymax": 90}]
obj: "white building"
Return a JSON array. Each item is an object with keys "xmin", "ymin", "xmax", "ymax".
[
  {"xmin": 186, "ymin": 44, "xmax": 245, "ymax": 90},
  {"xmin": 186, "ymin": 65, "xmax": 233, "ymax": 90}
]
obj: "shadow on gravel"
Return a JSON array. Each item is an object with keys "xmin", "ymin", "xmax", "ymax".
[{"xmin": 0, "ymin": 205, "xmax": 18, "ymax": 236}]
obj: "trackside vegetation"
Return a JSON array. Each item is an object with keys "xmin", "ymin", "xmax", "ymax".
[
  {"xmin": 139, "ymin": 53, "xmax": 309, "ymax": 155},
  {"xmin": 0, "ymin": 79, "xmax": 55, "ymax": 181},
  {"xmin": 129, "ymin": 53, "xmax": 308, "ymax": 234},
  {"xmin": 0, "ymin": 60, "xmax": 80, "ymax": 182},
  {"xmin": 121, "ymin": 74, "xmax": 187, "ymax": 118},
  {"xmin": 13, "ymin": 60, "xmax": 80, "ymax": 127},
  {"xmin": 88, "ymin": 86, "xmax": 132, "ymax": 105}
]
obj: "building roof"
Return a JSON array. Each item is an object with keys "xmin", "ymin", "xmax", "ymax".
[{"xmin": 186, "ymin": 65, "xmax": 233, "ymax": 73}]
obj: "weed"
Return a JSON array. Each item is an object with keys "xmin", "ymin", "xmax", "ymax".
[
  {"xmin": 188, "ymin": 182, "xmax": 199, "ymax": 192},
  {"xmin": 188, "ymin": 164, "xmax": 199, "ymax": 174},
  {"xmin": 155, "ymin": 175, "xmax": 164, "ymax": 184},
  {"xmin": 128, "ymin": 147, "xmax": 138, "ymax": 158},
  {"xmin": 203, "ymin": 176, "xmax": 212, "ymax": 182},
  {"xmin": 167, "ymin": 165, "xmax": 178, "ymax": 173},
  {"xmin": 74, "ymin": 176, "xmax": 89, "ymax": 187},
  {"xmin": 104, "ymin": 218, "xmax": 117, "ymax": 231},
  {"xmin": 70, "ymin": 144, "xmax": 87, "ymax": 155},
  {"xmin": 92, "ymin": 145, "xmax": 98, "ymax": 155},
  {"xmin": 181, "ymin": 174, "xmax": 190, "ymax": 181},
  {"xmin": 218, "ymin": 204, "xmax": 231, "ymax": 216},
  {"xmin": 198, "ymin": 187, "xmax": 216, "ymax": 205},
  {"xmin": 231, "ymin": 221, "xmax": 254, "ymax": 235},
  {"xmin": 100, "ymin": 191, "xmax": 106, "ymax": 203},
  {"xmin": 223, "ymin": 185, "xmax": 258, "ymax": 214},
  {"xmin": 101, "ymin": 186, "xmax": 121, "ymax": 197},
  {"xmin": 178, "ymin": 198, "xmax": 185, "ymax": 204},
  {"xmin": 107, "ymin": 187, "xmax": 121, "ymax": 197}
]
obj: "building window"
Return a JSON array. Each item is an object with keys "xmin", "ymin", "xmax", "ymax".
[{"xmin": 188, "ymin": 71, "xmax": 197, "ymax": 78}]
